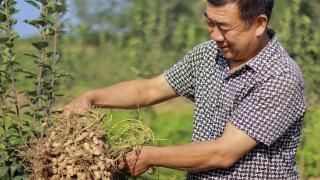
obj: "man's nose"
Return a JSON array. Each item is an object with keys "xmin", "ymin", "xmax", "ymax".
[{"xmin": 209, "ymin": 27, "xmax": 225, "ymax": 42}]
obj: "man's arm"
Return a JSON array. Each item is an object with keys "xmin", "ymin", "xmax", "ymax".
[
  {"xmin": 63, "ymin": 74, "xmax": 178, "ymax": 116},
  {"xmin": 121, "ymin": 122, "xmax": 259, "ymax": 176}
]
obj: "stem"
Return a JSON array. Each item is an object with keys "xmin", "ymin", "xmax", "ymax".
[
  {"xmin": 0, "ymin": 81, "xmax": 7, "ymax": 138},
  {"xmin": 5, "ymin": 0, "xmax": 21, "ymax": 135},
  {"xmin": 48, "ymin": 13, "xmax": 59, "ymax": 117},
  {"xmin": 0, "ymin": 2, "xmax": 5, "ymax": 138},
  {"xmin": 35, "ymin": 3, "xmax": 49, "ymax": 127}
]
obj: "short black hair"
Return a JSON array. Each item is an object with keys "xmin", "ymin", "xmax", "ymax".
[{"xmin": 207, "ymin": 0, "xmax": 274, "ymax": 26}]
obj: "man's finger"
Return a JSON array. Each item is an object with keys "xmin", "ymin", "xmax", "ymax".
[
  {"xmin": 117, "ymin": 156, "xmax": 129, "ymax": 172},
  {"xmin": 61, "ymin": 108, "xmax": 71, "ymax": 119},
  {"xmin": 117, "ymin": 161, "xmax": 126, "ymax": 171}
]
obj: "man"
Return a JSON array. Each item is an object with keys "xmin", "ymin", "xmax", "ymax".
[{"xmin": 63, "ymin": 0, "xmax": 306, "ymax": 179}]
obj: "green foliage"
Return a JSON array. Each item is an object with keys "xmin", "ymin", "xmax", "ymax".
[
  {"xmin": 271, "ymin": 1, "xmax": 320, "ymax": 178},
  {"xmin": 0, "ymin": 117, "xmax": 32, "ymax": 180},
  {"xmin": 0, "ymin": 1, "xmax": 26, "ymax": 178},
  {"xmin": 97, "ymin": 106, "xmax": 193, "ymax": 179},
  {"xmin": 100, "ymin": 113, "xmax": 155, "ymax": 161},
  {"xmin": 297, "ymin": 108, "xmax": 320, "ymax": 178},
  {"xmin": 271, "ymin": 0, "xmax": 320, "ymax": 105},
  {"xmin": 0, "ymin": 0, "xmax": 68, "ymax": 179},
  {"xmin": 71, "ymin": 0, "xmax": 207, "ymax": 78},
  {"xmin": 23, "ymin": 0, "xmax": 67, "ymax": 125}
]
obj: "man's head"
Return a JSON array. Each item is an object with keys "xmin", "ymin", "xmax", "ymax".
[
  {"xmin": 207, "ymin": 0, "xmax": 274, "ymax": 27},
  {"xmin": 205, "ymin": 0, "xmax": 274, "ymax": 62}
]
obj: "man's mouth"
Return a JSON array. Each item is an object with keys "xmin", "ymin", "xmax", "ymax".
[{"xmin": 218, "ymin": 45, "xmax": 229, "ymax": 50}]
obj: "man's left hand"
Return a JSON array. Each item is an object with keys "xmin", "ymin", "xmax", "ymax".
[{"xmin": 118, "ymin": 146, "xmax": 151, "ymax": 176}]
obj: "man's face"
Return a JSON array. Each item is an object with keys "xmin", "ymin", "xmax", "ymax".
[{"xmin": 205, "ymin": 2, "xmax": 258, "ymax": 61}]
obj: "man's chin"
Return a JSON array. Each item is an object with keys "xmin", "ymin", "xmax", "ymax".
[{"xmin": 220, "ymin": 51, "xmax": 233, "ymax": 59}]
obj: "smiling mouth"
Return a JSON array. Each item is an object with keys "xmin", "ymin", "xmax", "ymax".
[{"xmin": 218, "ymin": 46, "xmax": 229, "ymax": 50}]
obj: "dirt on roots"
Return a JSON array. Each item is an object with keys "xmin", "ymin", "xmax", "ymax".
[{"xmin": 20, "ymin": 113, "xmax": 121, "ymax": 180}]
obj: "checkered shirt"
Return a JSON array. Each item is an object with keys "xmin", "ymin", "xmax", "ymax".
[{"xmin": 164, "ymin": 29, "xmax": 306, "ymax": 179}]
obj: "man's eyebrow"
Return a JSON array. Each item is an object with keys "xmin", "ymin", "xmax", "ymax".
[{"xmin": 203, "ymin": 12, "xmax": 231, "ymax": 27}]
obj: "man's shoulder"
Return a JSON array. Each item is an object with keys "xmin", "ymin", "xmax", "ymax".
[
  {"xmin": 256, "ymin": 39, "xmax": 303, "ymax": 85},
  {"xmin": 190, "ymin": 40, "xmax": 217, "ymax": 55},
  {"xmin": 271, "ymin": 43, "xmax": 303, "ymax": 81}
]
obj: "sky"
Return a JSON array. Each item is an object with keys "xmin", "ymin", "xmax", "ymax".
[{"xmin": 13, "ymin": 0, "xmax": 75, "ymax": 37}]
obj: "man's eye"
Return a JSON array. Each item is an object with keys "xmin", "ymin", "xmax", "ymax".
[
  {"xmin": 206, "ymin": 21, "xmax": 214, "ymax": 26},
  {"xmin": 220, "ymin": 27, "xmax": 228, "ymax": 31},
  {"xmin": 220, "ymin": 26, "xmax": 230, "ymax": 31}
]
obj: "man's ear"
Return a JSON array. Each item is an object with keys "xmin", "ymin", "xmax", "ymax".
[{"xmin": 254, "ymin": 14, "xmax": 268, "ymax": 37}]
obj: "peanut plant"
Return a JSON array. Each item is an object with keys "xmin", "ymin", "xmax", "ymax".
[
  {"xmin": 0, "ymin": 0, "xmax": 67, "ymax": 178},
  {"xmin": 23, "ymin": 0, "xmax": 67, "ymax": 128},
  {"xmin": 0, "ymin": 0, "xmax": 26, "ymax": 179}
]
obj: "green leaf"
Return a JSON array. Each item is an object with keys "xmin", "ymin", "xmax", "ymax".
[
  {"xmin": 12, "ymin": 175, "xmax": 28, "ymax": 180},
  {"xmin": 0, "ymin": 166, "xmax": 9, "ymax": 178},
  {"xmin": 33, "ymin": 59, "xmax": 41, "ymax": 65},
  {"xmin": 0, "ymin": 13, "xmax": 6, "ymax": 22},
  {"xmin": 42, "ymin": 64, "xmax": 52, "ymax": 71},
  {"xmin": 0, "ymin": 24, "xmax": 5, "ymax": 30},
  {"xmin": 25, "ymin": 90, "xmax": 37, "ymax": 97},
  {"xmin": 57, "ymin": 72, "xmax": 70, "ymax": 78},
  {"xmin": 35, "ymin": 111, "xmax": 46, "ymax": 118},
  {"xmin": 24, "ymin": 19, "xmax": 47, "ymax": 27},
  {"xmin": 46, "ymin": 51, "xmax": 54, "ymax": 57},
  {"xmin": 8, "ymin": 7, "xmax": 19, "ymax": 15},
  {"xmin": 9, "ymin": 32, "xmax": 19, "ymax": 40},
  {"xmin": 44, "ymin": 27, "xmax": 55, "ymax": 36},
  {"xmin": 8, "ymin": 122, "xmax": 19, "ymax": 131},
  {"xmin": 24, "ymin": 75, "xmax": 37, "ymax": 79},
  {"xmin": 58, "ymin": 30, "xmax": 67, "ymax": 35},
  {"xmin": 16, "ymin": 68, "xmax": 37, "ymax": 76},
  {"xmin": 35, "ymin": 0, "xmax": 47, "ymax": 5},
  {"xmin": 6, "ymin": 110, "xmax": 16, "ymax": 115},
  {"xmin": 7, "ymin": 0, "xmax": 17, "ymax": 6},
  {"xmin": 25, "ymin": 0, "xmax": 40, "ymax": 9},
  {"xmin": 9, "ymin": 18, "xmax": 17, "ymax": 25},
  {"xmin": 55, "ymin": 93, "xmax": 65, "ymax": 97},
  {"xmin": 8, "ymin": 60, "xmax": 19, "ymax": 66},
  {"xmin": 31, "ymin": 40, "xmax": 48, "ymax": 50},
  {"xmin": 0, "ymin": 37, "xmax": 9, "ymax": 42},
  {"xmin": 55, "ymin": 3, "xmax": 66, "ymax": 13},
  {"xmin": 39, "ymin": 94, "xmax": 49, "ymax": 101},
  {"xmin": 4, "ymin": 42, "xmax": 14, "ymax": 48},
  {"xmin": 20, "ymin": 104, "xmax": 30, "ymax": 109},
  {"xmin": 24, "ymin": 53, "xmax": 39, "ymax": 59},
  {"xmin": 24, "ymin": 111, "xmax": 33, "ymax": 116},
  {"xmin": 10, "ymin": 164, "xmax": 22, "ymax": 177}
]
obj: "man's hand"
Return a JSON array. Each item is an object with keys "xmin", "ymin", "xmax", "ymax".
[
  {"xmin": 118, "ymin": 146, "xmax": 151, "ymax": 176},
  {"xmin": 118, "ymin": 123, "xmax": 258, "ymax": 172},
  {"xmin": 62, "ymin": 92, "xmax": 92, "ymax": 118},
  {"xmin": 62, "ymin": 74, "xmax": 178, "ymax": 118}
]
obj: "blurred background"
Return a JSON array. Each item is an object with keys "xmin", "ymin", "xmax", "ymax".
[{"xmin": 13, "ymin": 0, "xmax": 320, "ymax": 179}]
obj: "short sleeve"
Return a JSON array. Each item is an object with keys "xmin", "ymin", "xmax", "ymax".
[
  {"xmin": 164, "ymin": 41, "xmax": 215, "ymax": 101},
  {"xmin": 230, "ymin": 73, "xmax": 306, "ymax": 146}
]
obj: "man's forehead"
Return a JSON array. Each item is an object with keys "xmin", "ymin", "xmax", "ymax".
[
  {"xmin": 205, "ymin": 3, "xmax": 241, "ymax": 24},
  {"xmin": 204, "ymin": 12, "xmax": 232, "ymax": 26}
]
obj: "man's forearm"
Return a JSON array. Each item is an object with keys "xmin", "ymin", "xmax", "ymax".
[
  {"xmin": 63, "ymin": 74, "xmax": 178, "ymax": 116},
  {"xmin": 145, "ymin": 140, "xmax": 234, "ymax": 172},
  {"xmin": 121, "ymin": 123, "xmax": 258, "ymax": 176},
  {"xmin": 86, "ymin": 79, "xmax": 152, "ymax": 109}
]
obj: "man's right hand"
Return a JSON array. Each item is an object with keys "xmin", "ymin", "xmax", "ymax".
[
  {"xmin": 62, "ymin": 92, "xmax": 93, "ymax": 118},
  {"xmin": 62, "ymin": 74, "xmax": 179, "ymax": 118}
]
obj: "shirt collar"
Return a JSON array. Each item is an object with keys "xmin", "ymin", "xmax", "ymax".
[
  {"xmin": 215, "ymin": 28, "xmax": 280, "ymax": 74},
  {"xmin": 246, "ymin": 28, "xmax": 279, "ymax": 73}
]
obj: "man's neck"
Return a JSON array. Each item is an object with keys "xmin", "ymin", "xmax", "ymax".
[{"xmin": 229, "ymin": 32, "xmax": 271, "ymax": 73}]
